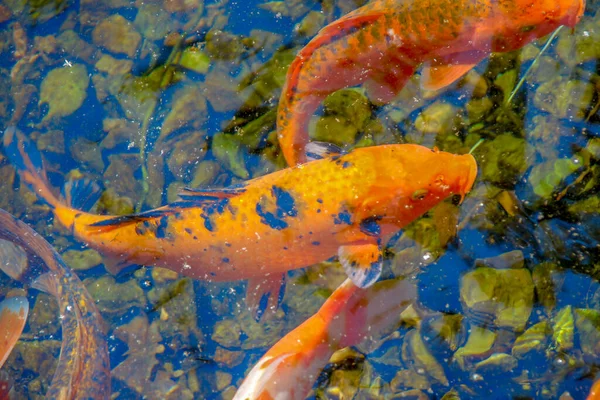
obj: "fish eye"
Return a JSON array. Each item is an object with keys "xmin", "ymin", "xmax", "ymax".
[
  {"xmin": 451, "ymin": 194, "xmax": 462, "ymax": 205},
  {"xmin": 412, "ymin": 189, "xmax": 428, "ymax": 201}
]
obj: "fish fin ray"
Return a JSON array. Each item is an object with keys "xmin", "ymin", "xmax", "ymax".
[
  {"xmin": 420, "ymin": 51, "xmax": 487, "ymax": 91},
  {"xmin": 178, "ymin": 185, "xmax": 246, "ymax": 202},
  {"xmin": 62, "ymin": 179, "xmax": 102, "ymax": 211},
  {"xmin": 305, "ymin": 141, "xmax": 343, "ymax": 160},
  {"xmin": 32, "ymin": 272, "xmax": 59, "ymax": 297},
  {"xmin": 338, "ymin": 242, "xmax": 382, "ymax": 288},
  {"xmin": 246, "ymin": 274, "xmax": 286, "ymax": 322}
]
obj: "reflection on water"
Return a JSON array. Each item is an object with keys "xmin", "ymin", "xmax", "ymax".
[{"xmin": 0, "ymin": 0, "xmax": 599, "ymax": 398}]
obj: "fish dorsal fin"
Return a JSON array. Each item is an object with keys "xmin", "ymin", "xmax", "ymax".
[
  {"xmin": 306, "ymin": 141, "xmax": 343, "ymax": 161},
  {"xmin": 420, "ymin": 51, "xmax": 487, "ymax": 91},
  {"xmin": 87, "ymin": 207, "xmax": 179, "ymax": 231},
  {"xmin": 178, "ymin": 185, "xmax": 247, "ymax": 202}
]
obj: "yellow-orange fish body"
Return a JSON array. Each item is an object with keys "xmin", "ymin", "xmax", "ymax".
[
  {"xmin": 5, "ymin": 127, "xmax": 476, "ymax": 294},
  {"xmin": 278, "ymin": 0, "xmax": 585, "ymax": 166}
]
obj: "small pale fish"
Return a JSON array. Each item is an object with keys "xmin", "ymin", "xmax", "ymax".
[
  {"xmin": 277, "ymin": 0, "xmax": 585, "ymax": 166},
  {"xmin": 4, "ymin": 127, "xmax": 476, "ymax": 318}
]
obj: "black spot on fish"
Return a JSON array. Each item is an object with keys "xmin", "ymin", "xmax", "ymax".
[
  {"xmin": 156, "ymin": 216, "xmax": 171, "ymax": 240},
  {"xmin": 222, "ymin": 257, "xmax": 230, "ymax": 263},
  {"xmin": 317, "ymin": 198, "xmax": 323, "ymax": 204},
  {"xmin": 272, "ymin": 186, "xmax": 297, "ymax": 217},
  {"xmin": 256, "ymin": 200, "xmax": 288, "ymax": 230},
  {"xmin": 225, "ymin": 243, "xmax": 232, "ymax": 247},
  {"xmin": 185, "ymin": 228, "xmax": 192, "ymax": 235},
  {"xmin": 201, "ymin": 199, "xmax": 230, "ymax": 232},
  {"xmin": 312, "ymin": 241, "xmax": 320, "ymax": 246},
  {"xmin": 317, "ymin": 209, "xmax": 321, "ymax": 213},
  {"xmin": 283, "ymin": 246, "xmax": 288, "ymax": 250},
  {"xmin": 360, "ymin": 216, "xmax": 382, "ymax": 237},
  {"xmin": 333, "ymin": 209, "xmax": 352, "ymax": 225},
  {"xmin": 342, "ymin": 161, "xmax": 351, "ymax": 169}
]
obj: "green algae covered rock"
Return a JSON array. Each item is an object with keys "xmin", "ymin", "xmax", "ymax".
[
  {"xmin": 478, "ymin": 134, "xmax": 526, "ymax": 186},
  {"xmin": 533, "ymin": 78, "xmax": 594, "ymax": 121},
  {"xmin": 313, "ymin": 89, "xmax": 372, "ymax": 146},
  {"xmin": 39, "ymin": 64, "xmax": 89, "ymax": 122},
  {"xmin": 460, "ymin": 267, "xmax": 534, "ymax": 331}
]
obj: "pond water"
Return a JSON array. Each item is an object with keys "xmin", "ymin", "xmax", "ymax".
[{"xmin": 0, "ymin": 0, "xmax": 600, "ymax": 399}]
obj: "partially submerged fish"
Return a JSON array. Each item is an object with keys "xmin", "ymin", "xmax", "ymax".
[
  {"xmin": 0, "ymin": 208, "xmax": 110, "ymax": 399},
  {"xmin": 277, "ymin": 0, "xmax": 585, "ymax": 166},
  {"xmin": 0, "ymin": 296, "xmax": 28, "ymax": 369},
  {"xmin": 233, "ymin": 277, "xmax": 417, "ymax": 400},
  {"xmin": 4, "ymin": 127, "xmax": 476, "ymax": 314},
  {"xmin": 0, "ymin": 296, "xmax": 28, "ymax": 398}
]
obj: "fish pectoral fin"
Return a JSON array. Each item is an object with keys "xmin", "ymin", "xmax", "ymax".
[
  {"xmin": 245, "ymin": 274, "xmax": 286, "ymax": 322},
  {"xmin": 178, "ymin": 185, "xmax": 247, "ymax": 202},
  {"xmin": 420, "ymin": 51, "xmax": 487, "ymax": 91},
  {"xmin": 31, "ymin": 272, "xmax": 59, "ymax": 297},
  {"xmin": 338, "ymin": 242, "xmax": 382, "ymax": 288},
  {"xmin": 305, "ymin": 141, "xmax": 343, "ymax": 160}
]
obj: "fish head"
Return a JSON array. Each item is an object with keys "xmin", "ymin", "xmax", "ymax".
[
  {"xmin": 488, "ymin": 0, "xmax": 585, "ymax": 52},
  {"xmin": 373, "ymin": 145, "xmax": 477, "ymax": 225}
]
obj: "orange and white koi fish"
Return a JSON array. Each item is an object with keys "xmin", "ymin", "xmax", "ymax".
[
  {"xmin": 4, "ymin": 127, "xmax": 476, "ymax": 314},
  {"xmin": 0, "ymin": 208, "xmax": 110, "ymax": 399},
  {"xmin": 278, "ymin": 0, "xmax": 585, "ymax": 166},
  {"xmin": 233, "ymin": 277, "xmax": 416, "ymax": 400}
]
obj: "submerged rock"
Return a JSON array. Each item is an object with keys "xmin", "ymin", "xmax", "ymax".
[
  {"xmin": 92, "ymin": 15, "xmax": 141, "ymax": 57},
  {"xmin": 460, "ymin": 267, "xmax": 534, "ymax": 331}
]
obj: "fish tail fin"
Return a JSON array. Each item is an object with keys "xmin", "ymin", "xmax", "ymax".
[
  {"xmin": 3, "ymin": 127, "xmax": 101, "ymax": 229},
  {"xmin": 3, "ymin": 127, "xmax": 62, "ymax": 209},
  {"xmin": 0, "ymin": 296, "xmax": 29, "ymax": 368}
]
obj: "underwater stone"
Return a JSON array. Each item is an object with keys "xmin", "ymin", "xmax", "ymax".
[
  {"xmin": 460, "ymin": 267, "xmax": 534, "ymax": 331},
  {"xmin": 61, "ymin": 249, "xmax": 103, "ymax": 271},
  {"xmin": 512, "ymin": 320, "xmax": 550, "ymax": 359},
  {"xmin": 414, "ymin": 102, "xmax": 458, "ymax": 135},
  {"xmin": 178, "ymin": 47, "xmax": 211, "ymax": 74},
  {"xmin": 453, "ymin": 326, "xmax": 496, "ymax": 370},
  {"xmin": 473, "ymin": 353, "xmax": 518, "ymax": 374},
  {"xmin": 92, "ymin": 15, "xmax": 141, "ymax": 57},
  {"xmin": 474, "ymin": 250, "xmax": 524, "ymax": 270},
  {"xmin": 574, "ymin": 309, "xmax": 600, "ymax": 359},
  {"xmin": 533, "ymin": 78, "xmax": 594, "ymax": 121},
  {"xmin": 95, "ymin": 54, "xmax": 133, "ymax": 75},
  {"xmin": 401, "ymin": 330, "xmax": 449, "ymax": 386},
  {"xmin": 211, "ymin": 133, "xmax": 249, "ymax": 179},
  {"xmin": 532, "ymin": 262, "xmax": 558, "ymax": 312},
  {"xmin": 479, "ymin": 134, "xmax": 526, "ymax": 186},
  {"xmin": 212, "ymin": 320, "xmax": 241, "ymax": 347},
  {"xmin": 39, "ymin": 64, "xmax": 89, "ymax": 122},
  {"xmin": 552, "ymin": 306, "xmax": 574, "ymax": 353}
]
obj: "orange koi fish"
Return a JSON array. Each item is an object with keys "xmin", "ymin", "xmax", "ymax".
[
  {"xmin": 0, "ymin": 208, "xmax": 110, "ymax": 399},
  {"xmin": 278, "ymin": 0, "xmax": 585, "ymax": 166},
  {"xmin": 4, "ymin": 127, "xmax": 476, "ymax": 314},
  {"xmin": 233, "ymin": 277, "xmax": 416, "ymax": 400}
]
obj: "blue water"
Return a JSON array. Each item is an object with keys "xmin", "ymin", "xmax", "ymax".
[{"xmin": 0, "ymin": 0, "xmax": 599, "ymax": 399}]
